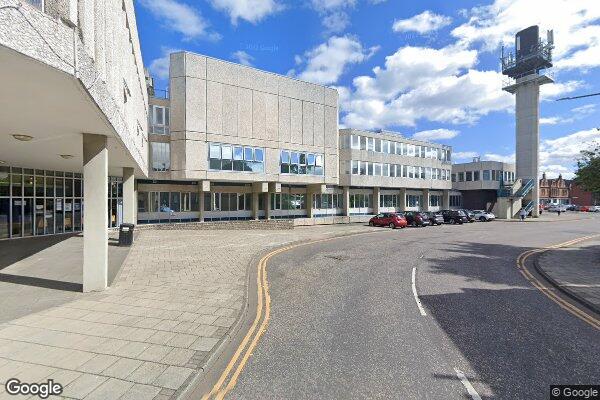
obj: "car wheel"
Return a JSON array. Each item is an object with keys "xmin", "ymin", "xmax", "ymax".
[
  {"xmin": 479, "ymin": 217, "xmax": 486, "ymax": 222},
  {"xmin": 369, "ymin": 221, "xmax": 374, "ymax": 227},
  {"xmin": 389, "ymin": 222, "xmax": 396, "ymax": 229}
]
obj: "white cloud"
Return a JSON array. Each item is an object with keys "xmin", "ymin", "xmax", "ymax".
[
  {"xmin": 322, "ymin": 11, "xmax": 350, "ymax": 33},
  {"xmin": 139, "ymin": 0, "xmax": 219, "ymax": 41},
  {"xmin": 571, "ymin": 104, "xmax": 596, "ymax": 116},
  {"xmin": 310, "ymin": 0, "xmax": 356, "ymax": 13},
  {"xmin": 483, "ymin": 152, "xmax": 515, "ymax": 163},
  {"xmin": 540, "ymin": 128, "xmax": 600, "ymax": 178},
  {"xmin": 540, "ymin": 80, "xmax": 584, "ymax": 101},
  {"xmin": 295, "ymin": 35, "xmax": 379, "ymax": 85},
  {"xmin": 451, "ymin": 0, "xmax": 600, "ymax": 71},
  {"xmin": 392, "ymin": 10, "xmax": 452, "ymax": 34},
  {"xmin": 209, "ymin": 0, "xmax": 282, "ymax": 24},
  {"xmin": 339, "ymin": 43, "xmax": 516, "ymax": 128},
  {"xmin": 148, "ymin": 48, "xmax": 180, "ymax": 80},
  {"xmin": 231, "ymin": 50, "xmax": 254, "ymax": 66},
  {"xmin": 540, "ymin": 104, "xmax": 596, "ymax": 125},
  {"xmin": 413, "ymin": 128, "xmax": 459, "ymax": 141},
  {"xmin": 540, "ymin": 117, "xmax": 562, "ymax": 125},
  {"xmin": 453, "ymin": 151, "xmax": 480, "ymax": 160}
]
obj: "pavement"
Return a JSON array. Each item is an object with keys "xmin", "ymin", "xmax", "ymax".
[
  {"xmin": 0, "ymin": 232, "xmax": 129, "ymax": 323},
  {"xmin": 0, "ymin": 224, "xmax": 379, "ymax": 400},
  {"xmin": 223, "ymin": 216, "xmax": 600, "ymax": 400},
  {"xmin": 537, "ymin": 236, "xmax": 600, "ymax": 312}
]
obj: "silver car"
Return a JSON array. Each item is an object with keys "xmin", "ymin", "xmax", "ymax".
[{"xmin": 472, "ymin": 210, "xmax": 496, "ymax": 221}]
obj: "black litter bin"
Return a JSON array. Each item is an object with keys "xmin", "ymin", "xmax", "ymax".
[{"xmin": 119, "ymin": 223, "xmax": 135, "ymax": 246}]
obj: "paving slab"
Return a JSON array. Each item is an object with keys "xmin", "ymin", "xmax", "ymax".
[{"xmin": 0, "ymin": 224, "xmax": 379, "ymax": 399}]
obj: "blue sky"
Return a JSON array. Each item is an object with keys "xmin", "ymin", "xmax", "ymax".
[{"xmin": 134, "ymin": 0, "xmax": 600, "ymax": 178}]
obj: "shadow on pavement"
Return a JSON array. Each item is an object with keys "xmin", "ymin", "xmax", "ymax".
[
  {"xmin": 0, "ymin": 273, "xmax": 82, "ymax": 292},
  {"xmin": 419, "ymin": 241, "xmax": 600, "ymax": 399},
  {"xmin": 0, "ymin": 233, "xmax": 77, "ymax": 271}
]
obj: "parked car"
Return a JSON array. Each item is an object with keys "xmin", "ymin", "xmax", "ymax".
[
  {"xmin": 589, "ymin": 206, "xmax": 600, "ymax": 212},
  {"xmin": 566, "ymin": 204, "xmax": 577, "ymax": 211},
  {"xmin": 547, "ymin": 205, "xmax": 568, "ymax": 212},
  {"xmin": 579, "ymin": 205, "xmax": 590, "ymax": 212},
  {"xmin": 368, "ymin": 212, "xmax": 408, "ymax": 229},
  {"xmin": 461, "ymin": 209, "xmax": 476, "ymax": 223},
  {"xmin": 472, "ymin": 210, "xmax": 496, "ymax": 222},
  {"xmin": 441, "ymin": 210, "xmax": 469, "ymax": 224},
  {"xmin": 424, "ymin": 211, "xmax": 445, "ymax": 226},
  {"xmin": 404, "ymin": 211, "xmax": 430, "ymax": 227}
]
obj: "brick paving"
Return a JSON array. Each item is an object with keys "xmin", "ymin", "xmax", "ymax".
[
  {"xmin": 537, "ymin": 237, "xmax": 600, "ymax": 311},
  {"xmin": 0, "ymin": 224, "xmax": 376, "ymax": 399}
]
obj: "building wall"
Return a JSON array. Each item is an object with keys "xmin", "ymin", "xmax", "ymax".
[
  {"xmin": 452, "ymin": 161, "xmax": 515, "ymax": 191},
  {"xmin": 569, "ymin": 183, "xmax": 598, "ymax": 206},
  {"xmin": 539, "ymin": 174, "xmax": 570, "ymax": 204},
  {"xmin": 0, "ymin": 0, "xmax": 149, "ymax": 173},
  {"xmin": 168, "ymin": 52, "xmax": 339, "ymax": 185},
  {"xmin": 338, "ymin": 129, "xmax": 452, "ymax": 190}
]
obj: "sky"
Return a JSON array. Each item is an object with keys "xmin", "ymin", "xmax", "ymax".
[{"xmin": 134, "ymin": 0, "xmax": 600, "ymax": 179}]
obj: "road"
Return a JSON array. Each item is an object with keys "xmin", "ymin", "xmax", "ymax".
[{"xmin": 220, "ymin": 217, "xmax": 600, "ymax": 399}]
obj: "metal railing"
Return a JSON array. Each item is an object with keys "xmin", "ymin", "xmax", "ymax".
[
  {"xmin": 524, "ymin": 200, "xmax": 535, "ymax": 214},
  {"xmin": 514, "ymin": 178, "xmax": 534, "ymax": 198}
]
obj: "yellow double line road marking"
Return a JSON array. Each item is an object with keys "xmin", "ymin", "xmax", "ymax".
[
  {"xmin": 202, "ymin": 230, "xmax": 381, "ymax": 400},
  {"xmin": 516, "ymin": 235, "xmax": 600, "ymax": 331}
]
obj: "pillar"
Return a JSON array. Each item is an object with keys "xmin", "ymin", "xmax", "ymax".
[
  {"xmin": 264, "ymin": 192, "xmax": 271, "ymax": 220},
  {"xmin": 343, "ymin": 186, "xmax": 350, "ymax": 217},
  {"xmin": 198, "ymin": 180, "xmax": 210, "ymax": 222},
  {"xmin": 122, "ymin": 167, "xmax": 136, "ymax": 224},
  {"xmin": 422, "ymin": 188, "xmax": 430, "ymax": 212},
  {"xmin": 399, "ymin": 188, "xmax": 406, "ymax": 212},
  {"xmin": 306, "ymin": 191, "xmax": 314, "ymax": 218},
  {"xmin": 373, "ymin": 187, "xmax": 380, "ymax": 215},
  {"xmin": 252, "ymin": 192, "xmax": 259, "ymax": 220},
  {"xmin": 83, "ymin": 134, "xmax": 108, "ymax": 292},
  {"xmin": 442, "ymin": 189, "xmax": 450, "ymax": 210},
  {"xmin": 252, "ymin": 182, "xmax": 268, "ymax": 220}
]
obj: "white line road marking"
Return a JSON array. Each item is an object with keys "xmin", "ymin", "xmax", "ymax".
[
  {"xmin": 411, "ymin": 267, "xmax": 427, "ymax": 316},
  {"xmin": 454, "ymin": 368, "xmax": 482, "ymax": 400}
]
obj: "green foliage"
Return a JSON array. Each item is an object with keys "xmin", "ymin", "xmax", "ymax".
[{"xmin": 574, "ymin": 142, "xmax": 600, "ymax": 194}]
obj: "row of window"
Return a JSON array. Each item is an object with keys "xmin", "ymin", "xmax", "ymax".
[
  {"xmin": 151, "ymin": 142, "xmax": 170, "ymax": 172},
  {"xmin": 349, "ymin": 161, "xmax": 451, "ymax": 180},
  {"xmin": 452, "ymin": 170, "xmax": 515, "ymax": 183},
  {"xmin": 209, "ymin": 143, "xmax": 265, "ymax": 173},
  {"xmin": 450, "ymin": 195, "xmax": 463, "ymax": 207},
  {"xmin": 280, "ymin": 150, "xmax": 324, "ymax": 175},
  {"xmin": 348, "ymin": 134, "xmax": 451, "ymax": 161},
  {"xmin": 313, "ymin": 194, "xmax": 342, "ymax": 209},
  {"xmin": 137, "ymin": 191, "xmax": 201, "ymax": 213}
]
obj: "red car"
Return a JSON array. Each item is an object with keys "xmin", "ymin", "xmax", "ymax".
[{"xmin": 369, "ymin": 212, "xmax": 407, "ymax": 229}]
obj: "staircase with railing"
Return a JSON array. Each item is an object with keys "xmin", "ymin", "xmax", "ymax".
[{"xmin": 493, "ymin": 178, "xmax": 536, "ymax": 219}]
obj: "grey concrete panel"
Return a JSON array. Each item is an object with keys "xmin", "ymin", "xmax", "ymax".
[
  {"xmin": 252, "ymin": 91, "xmax": 267, "ymax": 140},
  {"xmin": 169, "ymin": 52, "xmax": 186, "ymax": 79},
  {"xmin": 223, "ymin": 84, "xmax": 239, "ymax": 137},
  {"xmin": 169, "ymin": 76, "xmax": 186, "ymax": 134},
  {"xmin": 290, "ymin": 99, "xmax": 303, "ymax": 144},
  {"xmin": 206, "ymin": 58, "xmax": 240, "ymax": 86},
  {"xmin": 206, "ymin": 81, "xmax": 223, "ymax": 135},
  {"xmin": 302, "ymin": 102, "xmax": 314, "ymax": 146},
  {"xmin": 265, "ymin": 93, "xmax": 279, "ymax": 142},
  {"xmin": 238, "ymin": 87, "xmax": 253, "ymax": 138},
  {"xmin": 313, "ymin": 103, "xmax": 325, "ymax": 148},
  {"xmin": 278, "ymin": 97, "xmax": 291, "ymax": 144},
  {"xmin": 185, "ymin": 78, "xmax": 207, "ymax": 134},
  {"xmin": 185, "ymin": 52, "xmax": 206, "ymax": 79}
]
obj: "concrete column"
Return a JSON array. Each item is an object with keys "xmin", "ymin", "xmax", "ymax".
[
  {"xmin": 422, "ymin": 189, "xmax": 430, "ymax": 212},
  {"xmin": 442, "ymin": 190, "xmax": 450, "ymax": 210},
  {"xmin": 122, "ymin": 167, "xmax": 136, "ymax": 224},
  {"xmin": 264, "ymin": 193, "xmax": 271, "ymax": 220},
  {"xmin": 373, "ymin": 187, "xmax": 380, "ymax": 215},
  {"xmin": 306, "ymin": 191, "xmax": 314, "ymax": 218},
  {"xmin": 198, "ymin": 180, "xmax": 210, "ymax": 222},
  {"xmin": 399, "ymin": 188, "xmax": 406, "ymax": 211},
  {"xmin": 252, "ymin": 192, "xmax": 259, "ymax": 220},
  {"xmin": 343, "ymin": 186, "xmax": 350, "ymax": 217},
  {"xmin": 83, "ymin": 134, "xmax": 108, "ymax": 292}
]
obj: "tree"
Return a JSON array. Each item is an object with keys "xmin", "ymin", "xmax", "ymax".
[{"xmin": 574, "ymin": 142, "xmax": 600, "ymax": 194}]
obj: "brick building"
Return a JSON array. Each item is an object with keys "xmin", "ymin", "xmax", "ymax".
[
  {"xmin": 539, "ymin": 173, "xmax": 570, "ymax": 205},
  {"xmin": 570, "ymin": 183, "xmax": 600, "ymax": 206}
]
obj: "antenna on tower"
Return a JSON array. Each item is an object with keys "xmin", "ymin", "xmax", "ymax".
[{"xmin": 547, "ymin": 29, "xmax": 554, "ymax": 45}]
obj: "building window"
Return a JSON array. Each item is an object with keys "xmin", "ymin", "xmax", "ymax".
[
  {"xmin": 450, "ymin": 195, "xmax": 462, "ymax": 207},
  {"xmin": 466, "ymin": 171, "xmax": 473, "ymax": 181},
  {"xmin": 150, "ymin": 142, "xmax": 170, "ymax": 171},
  {"xmin": 313, "ymin": 194, "xmax": 341, "ymax": 209},
  {"xmin": 483, "ymin": 170, "xmax": 490, "ymax": 180},
  {"xmin": 429, "ymin": 195, "xmax": 442, "ymax": 207},
  {"xmin": 379, "ymin": 194, "xmax": 398, "ymax": 208},
  {"xmin": 271, "ymin": 193, "xmax": 306, "ymax": 210},
  {"xmin": 473, "ymin": 171, "xmax": 480, "ymax": 181},
  {"xmin": 280, "ymin": 150, "xmax": 323, "ymax": 175},
  {"xmin": 149, "ymin": 105, "xmax": 170, "ymax": 135},
  {"xmin": 349, "ymin": 194, "xmax": 372, "ymax": 208},
  {"xmin": 209, "ymin": 143, "xmax": 264, "ymax": 172},
  {"xmin": 458, "ymin": 172, "xmax": 465, "ymax": 182},
  {"xmin": 406, "ymin": 194, "xmax": 423, "ymax": 208}
]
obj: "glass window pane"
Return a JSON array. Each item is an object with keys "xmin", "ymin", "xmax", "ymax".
[
  {"xmin": 315, "ymin": 154, "xmax": 323, "ymax": 167},
  {"xmin": 307, "ymin": 153, "xmax": 315, "ymax": 165},
  {"xmin": 0, "ymin": 167, "xmax": 10, "ymax": 197},
  {"xmin": 254, "ymin": 148, "xmax": 264, "ymax": 162},
  {"xmin": 222, "ymin": 145, "xmax": 232, "ymax": 160},
  {"xmin": 170, "ymin": 192, "xmax": 181, "ymax": 212},
  {"xmin": 234, "ymin": 146, "xmax": 243, "ymax": 160},
  {"xmin": 244, "ymin": 147, "xmax": 253, "ymax": 161},
  {"xmin": 210, "ymin": 143, "xmax": 221, "ymax": 159},
  {"xmin": 291, "ymin": 152, "xmax": 299, "ymax": 164},
  {"xmin": 281, "ymin": 150, "xmax": 290, "ymax": 164}
]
